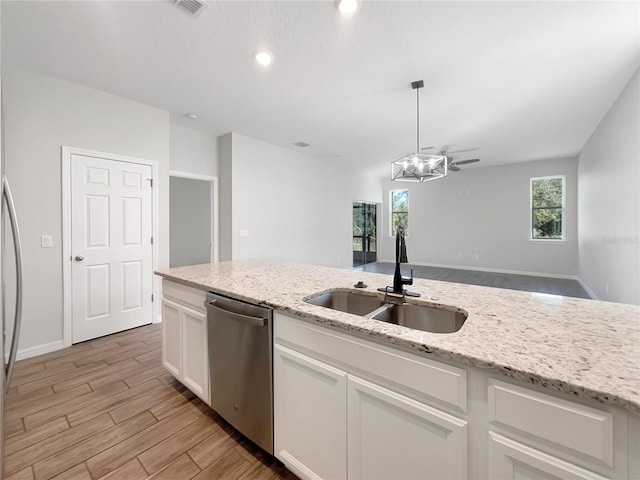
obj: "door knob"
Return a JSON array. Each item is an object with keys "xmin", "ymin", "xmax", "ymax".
[{"xmin": 75, "ymin": 256, "xmax": 84, "ymax": 261}]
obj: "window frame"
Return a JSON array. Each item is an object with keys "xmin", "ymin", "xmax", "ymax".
[
  {"xmin": 529, "ymin": 175, "xmax": 566, "ymax": 242},
  {"xmin": 389, "ymin": 189, "xmax": 409, "ymax": 237}
]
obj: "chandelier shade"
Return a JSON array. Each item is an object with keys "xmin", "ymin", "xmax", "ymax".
[{"xmin": 391, "ymin": 152, "xmax": 447, "ymax": 182}]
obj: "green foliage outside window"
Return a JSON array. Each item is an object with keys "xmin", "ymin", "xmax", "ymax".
[
  {"xmin": 391, "ymin": 190, "xmax": 408, "ymax": 236},
  {"xmin": 531, "ymin": 177, "xmax": 564, "ymax": 239}
]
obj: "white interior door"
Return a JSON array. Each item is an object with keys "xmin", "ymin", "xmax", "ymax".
[{"xmin": 71, "ymin": 154, "xmax": 153, "ymax": 343}]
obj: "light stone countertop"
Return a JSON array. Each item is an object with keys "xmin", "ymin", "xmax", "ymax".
[{"xmin": 156, "ymin": 260, "xmax": 640, "ymax": 415}]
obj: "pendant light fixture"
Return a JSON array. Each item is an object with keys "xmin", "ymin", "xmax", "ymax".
[{"xmin": 391, "ymin": 80, "xmax": 447, "ymax": 182}]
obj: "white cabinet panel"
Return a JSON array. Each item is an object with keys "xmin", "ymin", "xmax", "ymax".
[
  {"xmin": 488, "ymin": 432, "xmax": 610, "ymax": 480},
  {"xmin": 488, "ymin": 379, "xmax": 613, "ymax": 466},
  {"xmin": 181, "ymin": 306, "xmax": 208, "ymax": 401},
  {"xmin": 348, "ymin": 375, "xmax": 468, "ymax": 480},
  {"xmin": 275, "ymin": 312, "xmax": 467, "ymax": 412},
  {"xmin": 274, "ymin": 344, "xmax": 347, "ymax": 480},
  {"xmin": 161, "ymin": 298, "xmax": 181, "ymax": 379}
]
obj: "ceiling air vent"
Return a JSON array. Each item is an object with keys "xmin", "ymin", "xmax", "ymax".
[
  {"xmin": 173, "ymin": 0, "xmax": 207, "ymax": 17},
  {"xmin": 294, "ymin": 141, "xmax": 310, "ymax": 148}
]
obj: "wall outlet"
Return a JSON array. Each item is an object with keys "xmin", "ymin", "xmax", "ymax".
[
  {"xmin": 605, "ymin": 283, "xmax": 609, "ymax": 294},
  {"xmin": 239, "ymin": 229, "xmax": 249, "ymax": 238},
  {"xmin": 41, "ymin": 235, "xmax": 53, "ymax": 248}
]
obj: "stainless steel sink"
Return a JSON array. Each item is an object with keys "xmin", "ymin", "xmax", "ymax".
[
  {"xmin": 371, "ymin": 303, "xmax": 467, "ymax": 334},
  {"xmin": 305, "ymin": 291, "xmax": 386, "ymax": 316},
  {"xmin": 305, "ymin": 290, "xmax": 467, "ymax": 334}
]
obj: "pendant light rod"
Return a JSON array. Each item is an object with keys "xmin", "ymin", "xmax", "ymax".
[{"xmin": 411, "ymin": 80, "xmax": 424, "ymax": 153}]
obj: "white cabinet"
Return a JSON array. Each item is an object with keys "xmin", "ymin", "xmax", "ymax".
[
  {"xmin": 348, "ymin": 375, "xmax": 467, "ymax": 480},
  {"xmin": 161, "ymin": 298, "xmax": 181, "ymax": 378},
  {"xmin": 180, "ymin": 306, "xmax": 208, "ymax": 399},
  {"xmin": 274, "ymin": 344, "xmax": 347, "ymax": 480},
  {"xmin": 488, "ymin": 432, "xmax": 609, "ymax": 480},
  {"xmin": 274, "ymin": 313, "xmax": 468, "ymax": 480},
  {"xmin": 161, "ymin": 280, "xmax": 209, "ymax": 404}
]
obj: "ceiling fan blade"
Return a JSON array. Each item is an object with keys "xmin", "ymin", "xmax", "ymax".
[
  {"xmin": 420, "ymin": 146, "xmax": 434, "ymax": 151},
  {"xmin": 448, "ymin": 165, "xmax": 461, "ymax": 172},
  {"xmin": 445, "ymin": 147, "xmax": 478, "ymax": 155},
  {"xmin": 450, "ymin": 158, "xmax": 480, "ymax": 166}
]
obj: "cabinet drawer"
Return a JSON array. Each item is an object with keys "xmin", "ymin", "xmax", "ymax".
[
  {"xmin": 488, "ymin": 379, "xmax": 613, "ymax": 466},
  {"xmin": 275, "ymin": 313, "xmax": 467, "ymax": 412},
  {"xmin": 489, "ymin": 432, "xmax": 610, "ymax": 480},
  {"xmin": 163, "ymin": 280, "xmax": 207, "ymax": 313}
]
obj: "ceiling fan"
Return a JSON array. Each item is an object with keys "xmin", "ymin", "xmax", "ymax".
[{"xmin": 421, "ymin": 147, "xmax": 480, "ymax": 172}]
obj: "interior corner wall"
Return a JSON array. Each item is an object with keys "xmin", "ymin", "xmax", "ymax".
[
  {"xmin": 224, "ymin": 133, "xmax": 382, "ymax": 268},
  {"xmin": 169, "ymin": 123, "xmax": 219, "ymax": 176},
  {"xmin": 218, "ymin": 133, "xmax": 233, "ymax": 261},
  {"xmin": 578, "ymin": 69, "xmax": 639, "ymax": 305},
  {"xmin": 380, "ymin": 157, "xmax": 579, "ymax": 277},
  {"xmin": 2, "ymin": 64, "xmax": 171, "ymax": 353}
]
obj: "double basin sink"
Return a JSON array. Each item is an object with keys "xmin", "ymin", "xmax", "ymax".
[{"xmin": 305, "ymin": 291, "xmax": 467, "ymax": 334}]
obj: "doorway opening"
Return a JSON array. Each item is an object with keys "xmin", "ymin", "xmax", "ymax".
[
  {"xmin": 169, "ymin": 171, "xmax": 218, "ymax": 267},
  {"xmin": 353, "ymin": 202, "xmax": 377, "ymax": 267}
]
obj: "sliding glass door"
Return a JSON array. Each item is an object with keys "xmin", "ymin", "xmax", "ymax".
[{"xmin": 353, "ymin": 202, "xmax": 377, "ymax": 267}]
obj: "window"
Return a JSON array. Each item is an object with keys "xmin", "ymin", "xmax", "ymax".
[
  {"xmin": 530, "ymin": 176, "xmax": 565, "ymax": 240},
  {"xmin": 390, "ymin": 190, "xmax": 409, "ymax": 236}
]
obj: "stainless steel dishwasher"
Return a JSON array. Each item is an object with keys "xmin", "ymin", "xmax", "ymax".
[{"xmin": 206, "ymin": 292, "xmax": 273, "ymax": 454}]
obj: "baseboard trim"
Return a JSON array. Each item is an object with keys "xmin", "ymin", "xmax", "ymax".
[
  {"xmin": 377, "ymin": 259, "xmax": 578, "ymax": 280},
  {"xmin": 14, "ymin": 340, "xmax": 65, "ymax": 361},
  {"xmin": 276, "ymin": 450, "xmax": 323, "ymax": 480},
  {"xmin": 576, "ymin": 277, "xmax": 598, "ymax": 300}
]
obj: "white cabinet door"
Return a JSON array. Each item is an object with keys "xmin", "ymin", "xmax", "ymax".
[
  {"xmin": 71, "ymin": 154, "xmax": 153, "ymax": 342},
  {"xmin": 488, "ymin": 432, "xmax": 610, "ymax": 480},
  {"xmin": 161, "ymin": 299, "xmax": 181, "ymax": 378},
  {"xmin": 181, "ymin": 305, "xmax": 209, "ymax": 403},
  {"xmin": 348, "ymin": 375, "xmax": 468, "ymax": 480},
  {"xmin": 274, "ymin": 344, "xmax": 347, "ymax": 480}
]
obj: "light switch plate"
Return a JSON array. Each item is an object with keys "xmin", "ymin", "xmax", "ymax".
[
  {"xmin": 239, "ymin": 229, "xmax": 249, "ymax": 238},
  {"xmin": 41, "ymin": 235, "xmax": 53, "ymax": 248}
]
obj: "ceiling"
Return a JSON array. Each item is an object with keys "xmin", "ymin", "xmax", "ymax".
[{"xmin": 2, "ymin": 1, "xmax": 638, "ymax": 176}]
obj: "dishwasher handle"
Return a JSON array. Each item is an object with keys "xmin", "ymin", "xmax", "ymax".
[{"xmin": 207, "ymin": 300, "xmax": 267, "ymax": 327}]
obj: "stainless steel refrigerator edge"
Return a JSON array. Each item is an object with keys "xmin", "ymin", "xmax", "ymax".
[
  {"xmin": 1, "ymin": 74, "xmax": 26, "ymax": 476},
  {"xmin": 1, "ymin": 69, "xmax": 4, "ymax": 480}
]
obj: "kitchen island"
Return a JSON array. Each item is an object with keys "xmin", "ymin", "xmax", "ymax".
[{"xmin": 156, "ymin": 260, "xmax": 640, "ymax": 480}]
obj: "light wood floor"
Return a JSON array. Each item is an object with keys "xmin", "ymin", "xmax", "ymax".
[
  {"xmin": 4, "ymin": 324, "xmax": 296, "ymax": 480},
  {"xmin": 355, "ymin": 262, "xmax": 591, "ymax": 299}
]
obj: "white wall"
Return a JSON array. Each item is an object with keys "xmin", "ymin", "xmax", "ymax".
[
  {"xmin": 380, "ymin": 157, "xmax": 579, "ymax": 277},
  {"xmin": 219, "ymin": 133, "xmax": 382, "ymax": 268},
  {"xmin": 578, "ymin": 69, "xmax": 639, "ymax": 305},
  {"xmin": 169, "ymin": 123, "xmax": 218, "ymax": 176},
  {"xmin": 3, "ymin": 65, "xmax": 170, "ymax": 353},
  {"xmin": 218, "ymin": 133, "xmax": 233, "ymax": 261}
]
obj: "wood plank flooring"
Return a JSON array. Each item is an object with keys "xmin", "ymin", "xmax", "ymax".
[
  {"xmin": 354, "ymin": 262, "xmax": 591, "ymax": 299},
  {"xmin": 4, "ymin": 324, "xmax": 296, "ymax": 480}
]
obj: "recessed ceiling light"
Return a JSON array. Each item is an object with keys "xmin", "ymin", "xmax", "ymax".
[
  {"xmin": 185, "ymin": 113, "xmax": 198, "ymax": 120},
  {"xmin": 254, "ymin": 51, "xmax": 273, "ymax": 66},
  {"xmin": 337, "ymin": 0, "xmax": 358, "ymax": 16}
]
